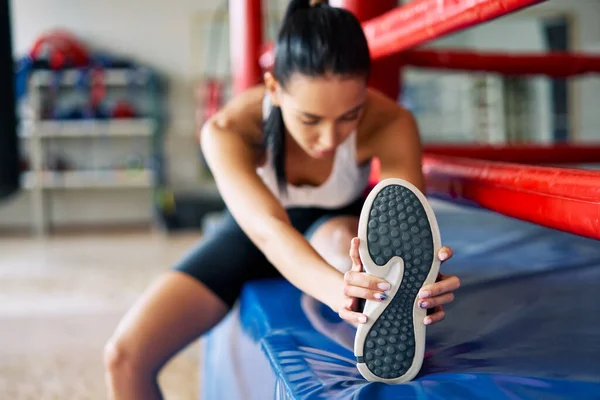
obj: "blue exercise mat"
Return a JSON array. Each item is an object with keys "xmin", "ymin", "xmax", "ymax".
[{"xmin": 202, "ymin": 201, "xmax": 600, "ymax": 399}]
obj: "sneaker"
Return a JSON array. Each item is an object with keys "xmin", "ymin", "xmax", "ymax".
[{"xmin": 354, "ymin": 178, "xmax": 442, "ymax": 383}]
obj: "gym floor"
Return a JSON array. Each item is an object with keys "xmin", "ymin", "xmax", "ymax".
[{"xmin": 0, "ymin": 231, "xmax": 201, "ymax": 399}]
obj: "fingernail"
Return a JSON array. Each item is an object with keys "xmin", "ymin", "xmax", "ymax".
[
  {"xmin": 419, "ymin": 301, "xmax": 429, "ymax": 308},
  {"xmin": 378, "ymin": 282, "xmax": 391, "ymax": 291},
  {"xmin": 358, "ymin": 315, "xmax": 367, "ymax": 323},
  {"xmin": 419, "ymin": 290, "xmax": 430, "ymax": 299},
  {"xmin": 439, "ymin": 252, "xmax": 448, "ymax": 261},
  {"xmin": 424, "ymin": 317, "xmax": 432, "ymax": 325},
  {"xmin": 374, "ymin": 292, "xmax": 387, "ymax": 301}
]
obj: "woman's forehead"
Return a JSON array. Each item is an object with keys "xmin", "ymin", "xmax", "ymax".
[{"xmin": 283, "ymin": 74, "xmax": 366, "ymax": 116}]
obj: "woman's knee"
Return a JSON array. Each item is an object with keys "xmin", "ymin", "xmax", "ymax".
[
  {"xmin": 103, "ymin": 271, "xmax": 227, "ymax": 382},
  {"xmin": 310, "ymin": 216, "xmax": 358, "ymax": 245},
  {"xmin": 309, "ymin": 216, "xmax": 359, "ymax": 272},
  {"xmin": 104, "ymin": 336, "xmax": 152, "ymax": 378}
]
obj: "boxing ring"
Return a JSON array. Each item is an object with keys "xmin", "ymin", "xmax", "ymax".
[{"xmin": 201, "ymin": 1, "xmax": 600, "ymax": 398}]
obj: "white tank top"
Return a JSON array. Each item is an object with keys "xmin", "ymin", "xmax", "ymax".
[{"xmin": 257, "ymin": 96, "xmax": 372, "ymax": 209}]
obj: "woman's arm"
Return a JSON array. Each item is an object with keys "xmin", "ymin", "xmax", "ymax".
[
  {"xmin": 341, "ymin": 91, "xmax": 460, "ymax": 325},
  {"xmin": 363, "ymin": 91, "xmax": 426, "ymax": 191},
  {"xmin": 201, "ymin": 87, "xmax": 355, "ymax": 312}
]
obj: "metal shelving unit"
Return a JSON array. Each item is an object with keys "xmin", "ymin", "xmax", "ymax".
[{"xmin": 20, "ymin": 68, "xmax": 164, "ymax": 236}]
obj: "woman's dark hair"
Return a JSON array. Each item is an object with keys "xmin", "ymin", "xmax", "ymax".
[{"xmin": 263, "ymin": 0, "xmax": 371, "ymax": 195}]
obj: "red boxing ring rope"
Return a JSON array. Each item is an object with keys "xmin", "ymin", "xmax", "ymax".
[
  {"xmin": 363, "ymin": 0, "xmax": 545, "ymax": 59},
  {"xmin": 261, "ymin": 46, "xmax": 600, "ymax": 78},
  {"xmin": 402, "ymin": 49, "xmax": 600, "ymax": 77},
  {"xmin": 423, "ymin": 155, "xmax": 600, "ymax": 240},
  {"xmin": 423, "ymin": 144, "xmax": 600, "ymax": 164}
]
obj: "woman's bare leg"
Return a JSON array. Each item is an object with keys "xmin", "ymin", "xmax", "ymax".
[
  {"xmin": 104, "ymin": 215, "xmax": 359, "ymax": 399},
  {"xmin": 104, "ymin": 271, "xmax": 228, "ymax": 400},
  {"xmin": 308, "ymin": 216, "xmax": 359, "ymax": 273}
]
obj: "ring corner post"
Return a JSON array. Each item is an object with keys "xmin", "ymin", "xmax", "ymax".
[{"xmin": 229, "ymin": 0, "xmax": 264, "ymax": 95}]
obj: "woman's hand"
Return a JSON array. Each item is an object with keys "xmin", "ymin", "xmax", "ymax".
[
  {"xmin": 338, "ymin": 238, "xmax": 390, "ymax": 326},
  {"xmin": 418, "ymin": 247, "xmax": 460, "ymax": 325},
  {"xmin": 338, "ymin": 238, "xmax": 460, "ymax": 327}
]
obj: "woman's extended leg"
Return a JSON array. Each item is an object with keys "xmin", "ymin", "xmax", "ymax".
[
  {"xmin": 104, "ymin": 212, "xmax": 278, "ymax": 400},
  {"xmin": 104, "ymin": 271, "xmax": 228, "ymax": 400}
]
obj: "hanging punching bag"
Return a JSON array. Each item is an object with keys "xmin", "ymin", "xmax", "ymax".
[{"xmin": 0, "ymin": 0, "xmax": 19, "ymax": 200}]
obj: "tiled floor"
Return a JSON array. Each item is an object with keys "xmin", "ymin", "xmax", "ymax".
[{"xmin": 0, "ymin": 231, "xmax": 202, "ymax": 399}]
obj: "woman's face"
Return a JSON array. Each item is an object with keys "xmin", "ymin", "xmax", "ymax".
[{"xmin": 265, "ymin": 72, "xmax": 367, "ymax": 159}]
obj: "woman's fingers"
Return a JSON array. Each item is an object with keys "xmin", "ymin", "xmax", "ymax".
[
  {"xmin": 339, "ymin": 307, "xmax": 368, "ymax": 324},
  {"xmin": 343, "ymin": 282, "xmax": 388, "ymax": 302},
  {"xmin": 349, "ymin": 237, "xmax": 363, "ymax": 272},
  {"xmin": 438, "ymin": 246, "xmax": 453, "ymax": 262},
  {"xmin": 339, "ymin": 294, "xmax": 367, "ymax": 325},
  {"xmin": 419, "ymin": 274, "xmax": 460, "ymax": 299},
  {"xmin": 344, "ymin": 270, "xmax": 390, "ymax": 292},
  {"xmin": 418, "ymin": 292, "xmax": 454, "ymax": 309},
  {"xmin": 345, "ymin": 237, "xmax": 390, "ymax": 301},
  {"xmin": 424, "ymin": 306, "xmax": 445, "ymax": 325},
  {"xmin": 347, "ymin": 238, "xmax": 391, "ymax": 291}
]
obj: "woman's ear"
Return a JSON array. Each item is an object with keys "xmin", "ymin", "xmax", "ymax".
[{"xmin": 263, "ymin": 72, "xmax": 281, "ymax": 107}]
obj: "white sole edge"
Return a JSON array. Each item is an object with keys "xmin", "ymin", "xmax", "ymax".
[{"xmin": 353, "ymin": 178, "xmax": 442, "ymax": 384}]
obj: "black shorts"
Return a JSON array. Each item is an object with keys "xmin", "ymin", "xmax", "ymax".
[{"xmin": 173, "ymin": 196, "xmax": 365, "ymax": 308}]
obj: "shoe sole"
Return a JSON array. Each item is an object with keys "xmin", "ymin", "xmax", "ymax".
[{"xmin": 354, "ymin": 178, "xmax": 442, "ymax": 383}]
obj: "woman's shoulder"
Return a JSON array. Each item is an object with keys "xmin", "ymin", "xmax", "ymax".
[
  {"xmin": 207, "ymin": 85, "xmax": 268, "ymax": 150},
  {"xmin": 357, "ymin": 88, "xmax": 414, "ymax": 149},
  {"xmin": 215, "ymin": 84, "xmax": 267, "ymax": 131}
]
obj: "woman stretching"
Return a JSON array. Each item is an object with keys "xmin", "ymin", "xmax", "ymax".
[{"xmin": 104, "ymin": 1, "xmax": 461, "ymax": 397}]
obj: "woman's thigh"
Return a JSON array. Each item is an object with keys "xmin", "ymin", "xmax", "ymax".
[{"xmin": 172, "ymin": 212, "xmax": 280, "ymax": 308}]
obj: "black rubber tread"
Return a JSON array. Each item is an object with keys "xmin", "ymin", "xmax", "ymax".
[{"xmin": 361, "ymin": 185, "xmax": 434, "ymax": 380}]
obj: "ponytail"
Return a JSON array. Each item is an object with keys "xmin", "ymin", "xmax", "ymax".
[
  {"xmin": 283, "ymin": 0, "xmax": 328, "ymax": 21},
  {"xmin": 282, "ymin": 0, "xmax": 310, "ymax": 22},
  {"xmin": 263, "ymin": 105, "xmax": 287, "ymax": 195}
]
